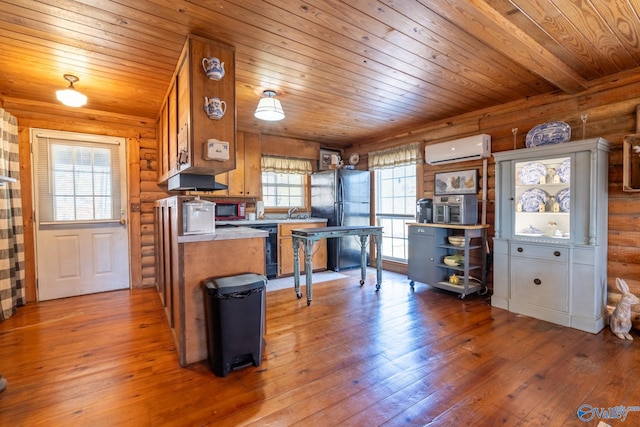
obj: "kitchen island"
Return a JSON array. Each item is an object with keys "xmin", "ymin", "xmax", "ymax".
[
  {"xmin": 155, "ymin": 196, "xmax": 267, "ymax": 366},
  {"xmin": 291, "ymin": 225, "xmax": 383, "ymax": 305}
]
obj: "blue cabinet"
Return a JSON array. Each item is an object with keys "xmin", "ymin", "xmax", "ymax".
[
  {"xmin": 408, "ymin": 223, "xmax": 488, "ymax": 298},
  {"xmin": 492, "ymin": 138, "xmax": 609, "ymax": 333}
]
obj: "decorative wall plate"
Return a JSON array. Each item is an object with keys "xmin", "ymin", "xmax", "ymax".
[
  {"xmin": 557, "ymin": 159, "xmax": 571, "ymax": 183},
  {"xmin": 556, "ymin": 188, "xmax": 570, "ymax": 212},
  {"xmin": 525, "ymin": 121, "xmax": 571, "ymax": 148},
  {"xmin": 349, "ymin": 153, "xmax": 360, "ymax": 165},
  {"xmin": 519, "ymin": 161, "xmax": 547, "ymax": 185},
  {"xmin": 519, "ymin": 188, "xmax": 548, "ymax": 212}
]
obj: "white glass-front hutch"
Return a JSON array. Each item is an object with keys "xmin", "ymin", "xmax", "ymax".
[{"xmin": 492, "ymin": 138, "xmax": 609, "ymax": 333}]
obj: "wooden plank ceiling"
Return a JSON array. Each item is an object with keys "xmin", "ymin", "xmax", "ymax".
[{"xmin": 1, "ymin": 0, "xmax": 639, "ymax": 148}]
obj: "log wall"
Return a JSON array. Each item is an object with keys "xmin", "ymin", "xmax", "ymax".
[
  {"xmin": 349, "ymin": 73, "xmax": 640, "ymax": 326},
  {"xmin": 1, "ymin": 99, "xmax": 167, "ymax": 301}
]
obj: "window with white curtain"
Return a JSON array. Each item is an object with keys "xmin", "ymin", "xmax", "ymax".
[
  {"xmin": 261, "ymin": 156, "xmax": 312, "ymax": 209},
  {"xmin": 370, "ymin": 143, "xmax": 421, "ymax": 262}
]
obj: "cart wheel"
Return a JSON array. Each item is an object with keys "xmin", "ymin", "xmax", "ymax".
[
  {"xmin": 375, "ymin": 284, "xmax": 381, "ymax": 291},
  {"xmin": 458, "ymin": 293, "xmax": 465, "ymax": 300},
  {"xmin": 296, "ymin": 292, "xmax": 302, "ymax": 299},
  {"xmin": 410, "ymin": 280, "xmax": 415, "ymax": 288},
  {"xmin": 360, "ymin": 279, "xmax": 365, "ymax": 286},
  {"xmin": 307, "ymin": 300, "xmax": 311, "ymax": 306}
]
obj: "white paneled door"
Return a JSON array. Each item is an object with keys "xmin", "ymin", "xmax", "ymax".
[{"xmin": 31, "ymin": 129, "xmax": 130, "ymax": 301}]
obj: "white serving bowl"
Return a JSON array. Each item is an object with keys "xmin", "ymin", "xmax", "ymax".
[
  {"xmin": 448, "ymin": 236, "xmax": 465, "ymax": 246},
  {"xmin": 444, "ymin": 255, "xmax": 464, "ymax": 266}
]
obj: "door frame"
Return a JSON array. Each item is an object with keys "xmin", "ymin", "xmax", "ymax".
[{"xmin": 30, "ymin": 128, "xmax": 131, "ymax": 301}]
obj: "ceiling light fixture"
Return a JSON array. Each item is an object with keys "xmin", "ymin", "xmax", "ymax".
[
  {"xmin": 254, "ymin": 90, "xmax": 285, "ymax": 121},
  {"xmin": 56, "ymin": 74, "xmax": 87, "ymax": 107}
]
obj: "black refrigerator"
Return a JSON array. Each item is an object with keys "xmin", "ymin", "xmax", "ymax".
[{"xmin": 311, "ymin": 169, "xmax": 371, "ymax": 271}]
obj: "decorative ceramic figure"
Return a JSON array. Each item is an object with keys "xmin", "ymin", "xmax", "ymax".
[
  {"xmin": 610, "ymin": 278, "xmax": 639, "ymax": 340},
  {"xmin": 201, "ymin": 57, "xmax": 225, "ymax": 80},
  {"xmin": 203, "ymin": 96, "xmax": 226, "ymax": 120}
]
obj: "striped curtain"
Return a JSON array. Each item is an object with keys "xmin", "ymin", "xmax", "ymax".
[{"xmin": 0, "ymin": 108, "xmax": 25, "ymax": 321}]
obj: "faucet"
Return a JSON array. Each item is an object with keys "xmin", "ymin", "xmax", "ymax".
[{"xmin": 287, "ymin": 206, "xmax": 299, "ymax": 219}]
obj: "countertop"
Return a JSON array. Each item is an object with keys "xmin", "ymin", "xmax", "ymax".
[
  {"xmin": 408, "ymin": 222, "xmax": 490, "ymax": 230},
  {"xmin": 178, "ymin": 226, "xmax": 268, "ymax": 243},
  {"xmin": 178, "ymin": 218, "xmax": 329, "ymax": 243},
  {"xmin": 216, "ymin": 217, "xmax": 328, "ymax": 227}
]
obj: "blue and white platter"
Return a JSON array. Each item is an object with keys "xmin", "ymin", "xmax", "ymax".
[
  {"xmin": 556, "ymin": 188, "xmax": 570, "ymax": 212},
  {"xmin": 525, "ymin": 121, "xmax": 571, "ymax": 148},
  {"xmin": 557, "ymin": 158, "xmax": 571, "ymax": 183},
  {"xmin": 519, "ymin": 188, "xmax": 548, "ymax": 212},
  {"xmin": 519, "ymin": 225, "xmax": 544, "ymax": 236},
  {"xmin": 519, "ymin": 161, "xmax": 547, "ymax": 185}
]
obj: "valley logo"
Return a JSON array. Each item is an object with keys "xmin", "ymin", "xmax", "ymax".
[{"xmin": 577, "ymin": 403, "xmax": 640, "ymax": 422}]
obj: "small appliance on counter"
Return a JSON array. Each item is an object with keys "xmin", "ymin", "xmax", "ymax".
[
  {"xmin": 433, "ymin": 194, "xmax": 477, "ymax": 225},
  {"xmin": 213, "ymin": 199, "xmax": 246, "ymax": 220},
  {"xmin": 183, "ymin": 197, "xmax": 215, "ymax": 235},
  {"xmin": 416, "ymin": 198, "xmax": 433, "ymax": 223},
  {"xmin": 256, "ymin": 200, "xmax": 265, "ymax": 220}
]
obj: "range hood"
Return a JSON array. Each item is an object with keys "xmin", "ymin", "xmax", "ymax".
[{"xmin": 167, "ymin": 173, "xmax": 228, "ymax": 191}]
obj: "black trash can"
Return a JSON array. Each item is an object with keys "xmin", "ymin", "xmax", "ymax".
[{"xmin": 203, "ymin": 273, "xmax": 267, "ymax": 377}]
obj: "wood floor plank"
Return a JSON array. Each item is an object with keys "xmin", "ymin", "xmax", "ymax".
[{"xmin": 2, "ymin": 269, "xmax": 640, "ymax": 426}]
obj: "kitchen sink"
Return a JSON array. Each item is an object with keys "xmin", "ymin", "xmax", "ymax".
[{"xmin": 264, "ymin": 214, "xmax": 310, "ymax": 220}]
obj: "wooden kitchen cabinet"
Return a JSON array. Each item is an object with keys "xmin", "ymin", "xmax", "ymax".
[
  {"xmin": 278, "ymin": 221, "xmax": 327, "ymax": 276},
  {"xmin": 211, "ymin": 132, "xmax": 262, "ymax": 198},
  {"xmin": 492, "ymin": 138, "xmax": 610, "ymax": 333},
  {"xmin": 155, "ymin": 196, "xmax": 266, "ymax": 366},
  {"xmin": 157, "ymin": 34, "xmax": 236, "ymax": 184}
]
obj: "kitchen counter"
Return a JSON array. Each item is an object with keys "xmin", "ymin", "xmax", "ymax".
[
  {"xmin": 155, "ymin": 195, "xmax": 268, "ymax": 366},
  {"xmin": 216, "ymin": 217, "xmax": 328, "ymax": 227},
  {"xmin": 178, "ymin": 226, "xmax": 267, "ymax": 243}
]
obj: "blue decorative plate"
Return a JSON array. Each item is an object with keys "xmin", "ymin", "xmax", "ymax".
[
  {"xmin": 557, "ymin": 159, "xmax": 571, "ymax": 183},
  {"xmin": 525, "ymin": 121, "xmax": 571, "ymax": 148},
  {"xmin": 519, "ymin": 225, "xmax": 544, "ymax": 236},
  {"xmin": 556, "ymin": 188, "xmax": 570, "ymax": 212},
  {"xmin": 519, "ymin": 188, "xmax": 548, "ymax": 212},
  {"xmin": 519, "ymin": 162, "xmax": 547, "ymax": 185}
]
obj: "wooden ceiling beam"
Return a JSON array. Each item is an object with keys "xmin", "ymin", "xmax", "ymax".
[{"xmin": 431, "ymin": 0, "xmax": 589, "ymax": 94}]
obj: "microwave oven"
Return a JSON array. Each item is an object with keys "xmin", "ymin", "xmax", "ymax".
[
  {"xmin": 433, "ymin": 194, "xmax": 477, "ymax": 225},
  {"xmin": 214, "ymin": 200, "xmax": 246, "ymax": 220}
]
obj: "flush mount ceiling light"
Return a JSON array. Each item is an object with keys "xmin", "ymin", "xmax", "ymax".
[
  {"xmin": 56, "ymin": 74, "xmax": 87, "ymax": 107},
  {"xmin": 254, "ymin": 90, "xmax": 285, "ymax": 121}
]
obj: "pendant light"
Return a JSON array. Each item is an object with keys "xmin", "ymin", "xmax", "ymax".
[
  {"xmin": 254, "ymin": 90, "xmax": 285, "ymax": 121},
  {"xmin": 56, "ymin": 74, "xmax": 87, "ymax": 107}
]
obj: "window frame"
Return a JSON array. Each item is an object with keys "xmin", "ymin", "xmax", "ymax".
[
  {"xmin": 374, "ymin": 164, "xmax": 417, "ymax": 263},
  {"xmin": 261, "ymin": 171, "xmax": 311, "ymax": 213}
]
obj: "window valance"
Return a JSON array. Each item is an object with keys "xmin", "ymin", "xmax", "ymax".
[
  {"xmin": 261, "ymin": 156, "xmax": 313, "ymax": 175},
  {"xmin": 368, "ymin": 142, "xmax": 422, "ymax": 170}
]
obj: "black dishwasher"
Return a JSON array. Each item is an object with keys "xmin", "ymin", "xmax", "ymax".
[{"xmin": 247, "ymin": 224, "xmax": 278, "ymax": 279}]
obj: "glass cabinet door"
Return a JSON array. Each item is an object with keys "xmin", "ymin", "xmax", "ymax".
[{"xmin": 513, "ymin": 156, "xmax": 571, "ymax": 240}]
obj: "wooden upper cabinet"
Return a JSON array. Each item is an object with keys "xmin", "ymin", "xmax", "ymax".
[
  {"xmin": 212, "ymin": 131, "xmax": 263, "ymax": 198},
  {"xmin": 157, "ymin": 34, "xmax": 236, "ymax": 183}
]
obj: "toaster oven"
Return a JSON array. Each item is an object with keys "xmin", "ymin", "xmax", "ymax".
[{"xmin": 433, "ymin": 194, "xmax": 478, "ymax": 225}]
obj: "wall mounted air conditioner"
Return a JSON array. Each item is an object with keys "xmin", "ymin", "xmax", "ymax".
[{"xmin": 425, "ymin": 134, "xmax": 491, "ymax": 165}]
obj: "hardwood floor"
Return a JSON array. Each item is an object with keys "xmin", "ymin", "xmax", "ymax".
[{"xmin": 1, "ymin": 269, "xmax": 638, "ymax": 426}]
